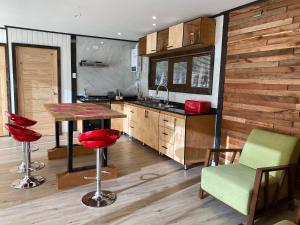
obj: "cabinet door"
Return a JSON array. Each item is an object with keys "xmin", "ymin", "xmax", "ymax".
[
  {"xmin": 173, "ymin": 117, "xmax": 185, "ymax": 164},
  {"xmin": 143, "ymin": 109, "xmax": 159, "ymax": 150},
  {"xmin": 167, "ymin": 23, "xmax": 183, "ymax": 50},
  {"xmin": 146, "ymin": 32, "xmax": 157, "ymax": 54},
  {"xmin": 123, "ymin": 104, "xmax": 130, "ymax": 134},
  {"xmin": 111, "ymin": 104, "xmax": 124, "ymax": 132}
]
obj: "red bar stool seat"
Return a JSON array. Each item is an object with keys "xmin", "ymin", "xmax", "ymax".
[
  {"xmin": 78, "ymin": 129, "xmax": 120, "ymax": 207},
  {"xmin": 5, "ymin": 123, "xmax": 45, "ymax": 189},
  {"xmin": 7, "ymin": 112, "xmax": 44, "ymax": 173},
  {"xmin": 7, "ymin": 112, "xmax": 37, "ymax": 127}
]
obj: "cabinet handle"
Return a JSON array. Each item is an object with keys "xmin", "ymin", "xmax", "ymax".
[
  {"xmin": 162, "ymin": 146, "xmax": 167, "ymax": 149},
  {"xmin": 163, "ymin": 119, "xmax": 168, "ymax": 122},
  {"xmin": 174, "ymin": 119, "xmax": 177, "ymax": 128},
  {"xmin": 151, "ymin": 49, "xmax": 156, "ymax": 52},
  {"xmin": 130, "ymin": 126, "xmax": 134, "ymax": 128},
  {"xmin": 167, "ymin": 46, "xmax": 173, "ymax": 48},
  {"xmin": 145, "ymin": 110, "xmax": 149, "ymax": 118},
  {"xmin": 130, "ymin": 110, "xmax": 134, "ymax": 113},
  {"xmin": 162, "ymin": 132, "xmax": 168, "ymax": 136}
]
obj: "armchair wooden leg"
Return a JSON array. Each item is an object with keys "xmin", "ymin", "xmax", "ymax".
[
  {"xmin": 199, "ymin": 189, "xmax": 205, "ymax": 199},
  {"xmin": 246, "ymin": 215, "xmax": 255, "ymax": 225}
]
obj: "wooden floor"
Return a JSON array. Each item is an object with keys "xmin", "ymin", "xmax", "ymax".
[{"xmin": 0, "ymin": 134, "xmax": 298, "ymax": 225}]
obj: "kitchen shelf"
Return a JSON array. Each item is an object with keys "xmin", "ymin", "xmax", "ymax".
[{"xmin": 79, "ymin": 60, "xmax": 107, "ymax": 68}]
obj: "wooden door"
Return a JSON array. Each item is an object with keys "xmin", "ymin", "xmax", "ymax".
[
  {"xmin": 173, "ymin": 117, "xmax": 185, "ymax": 164},
  {"xmin": 111, "ymin": 103, "xmax": 124, "ymax": 132},
  {"xmin": 168, "ymin": 23, "xmax": 183, "ymax": 50},
  {"xmin": 0, "ymin": 46, "xmax": 8, "ymax": 136},
  {"xmin": 15, "ymin": 46, "xmax": 59, "ymax": 135},
  {"xmin": 142, "ymin": 109, "xmax": 159, "ymax": 150},
  {"xmin": 146, "ymin": 32, "xmax": 157, "ymax": 54}
]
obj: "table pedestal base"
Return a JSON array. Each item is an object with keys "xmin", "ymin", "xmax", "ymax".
[
  {"xmin": 48, "ymin": 145, "xmax": 95, "ymax": 160},
  {"xmin": 56, "ymin": 165, "xmax": 117, "ymax": 189}
]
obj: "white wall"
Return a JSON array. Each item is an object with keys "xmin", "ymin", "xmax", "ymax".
[
  {"xmin": 0, "ymin": 29, "xmax": 6, "ymax": 43},
  {"xmin": 76, "ymin": 36, "xmax": 137, "ymax": 96},
  {"xmin": 139, "ymin": 15, "xmax": 224, "ymax": 108},
  {"xmin": 6, "ymin": 27, "xmax": 72, "ymax": 110}
]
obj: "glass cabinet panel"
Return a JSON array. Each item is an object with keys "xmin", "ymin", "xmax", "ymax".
[
  {"xmin": 173, "ymin": 61, "xmax": 187, "ymax": 85},
  {"xmin": 191, "ymin": 55, "xmax": 211, "ymax": 88},
  {"xmin": 155, "ymin": 61, "xmax": 168, "ymax": 86}
]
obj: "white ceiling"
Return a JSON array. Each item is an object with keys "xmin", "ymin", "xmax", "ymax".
[{"xmin": 0, "ymin": 0, "xmax": 255, "ymax": 41}]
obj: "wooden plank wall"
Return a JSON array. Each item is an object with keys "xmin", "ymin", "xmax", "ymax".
[
  {"xmin": 221, "ymin": 0, "xmax": 300, "ymax": 198},
  {"xmin": 222, "ymin": 0, "xmax": 300, "ymax": 148}
]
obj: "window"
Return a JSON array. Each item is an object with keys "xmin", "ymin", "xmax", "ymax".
[
  {"xmin": 155, "ymin": 61, "xmax": 168, "ymax": 86},
  {"xmin": 191, "ymin": 55, "xmax": 211, "ymax": 88},
  {"xmin": 149, "ymin": 48, "xmax": 214, "ymax": 95}
]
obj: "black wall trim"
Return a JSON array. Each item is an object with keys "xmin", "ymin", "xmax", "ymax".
[
  {"xmin": 215, "ymin": 12, "xmax": 229, "ymax": 148},
  {"xmin": 71, "ymin": 35, "xmax": 77, "ymax": 103},
  {"xmin": 0, "ymin": 43, "xmax": 11, "ymax": 114},
  {"xmin": 5, "ymin": 25, "xmax": 138, "ymax": 43},
  {"xmin": 11, "ymin": 43, "xmax": 62, "ymax": 114}
]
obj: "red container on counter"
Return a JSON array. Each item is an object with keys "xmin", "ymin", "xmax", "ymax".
[{"xmin": 184, "ymin": 100, "xmax": 211, "ymax": 114}]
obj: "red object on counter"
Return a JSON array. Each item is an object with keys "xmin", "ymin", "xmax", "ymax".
[{"xmin": 184, "ymin": 100, "xmax": 211, "ymax": 114}]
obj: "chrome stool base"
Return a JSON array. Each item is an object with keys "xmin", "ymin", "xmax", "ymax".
[
  {"xmin": 11, "ymin": 161, "xmax": 45, "ymax": 173},
  {"xmin": 82, "ymin": 190, "xmax": 117, "ymax": 207},
  {"xmin": 11, "ymin": 175, "xmax": 45, "ymax": 189}
]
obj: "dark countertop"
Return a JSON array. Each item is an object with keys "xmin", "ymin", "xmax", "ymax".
[
  {"xmin": 77, "ymin": 96, "xmax": 217, "ymax": 117},
  {"xmin": 128, "ymin": 101, "xmax": 217, "ymax": 116}
]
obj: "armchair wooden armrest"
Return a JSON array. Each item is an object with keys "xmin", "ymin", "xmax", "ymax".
[
  {"xmin": 204, "ymin": 148, "xmax": 243, "ymax": 166},
  {"xmin": 297, "ymin": 207, "xmax": 300, "ymax": 225},
  {"xmin": 248, "ymin": 164, "xmax": 297, "ymax": 225}
]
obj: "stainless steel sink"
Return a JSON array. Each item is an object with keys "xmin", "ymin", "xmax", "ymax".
[{"xmin": 134, "ymin": 101, "xmax": 176, "ymax": 109}]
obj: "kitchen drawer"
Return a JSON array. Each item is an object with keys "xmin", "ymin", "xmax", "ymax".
[
  {"xmin": 159, "ymin": 126, "xmax": 174, "ymax": 144},
  {"xmin": 159, "ymin": 140, "xmax": 174, "ymax": 158},
  {"xmin": 159, "ymin": 114, "xmax": 176, "ymax": 130}
]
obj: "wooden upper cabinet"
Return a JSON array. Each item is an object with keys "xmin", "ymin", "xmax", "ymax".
[
  {"xmin": 157, "ymin": 29, "xmax": 169, "ymax": 52},
  {"xmin": 138, "ymin": 36, "xmax": 147, "ymax": 56},
  {"xmin": 146, "ymin": 32, "xmax": 157, "ymax": 54},
  {"xmin": 183, "ymin": 17, "xmax": 216, "ymax": 47},
  {"xmin": 167, "ymin": 23, "xmax": 184, "ymax": 50}
]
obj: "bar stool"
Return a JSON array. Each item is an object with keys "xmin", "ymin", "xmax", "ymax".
[
  {"xmin": 5, "ymin": 123, "xmax": 45, "ymax": 189},
  {"xmin": 78, "ymin": 129, "xmax": 120, "ymax": 207},
  {"xmin": 7, "ymin": 112, "xmax": 44, "ymax": 173}
]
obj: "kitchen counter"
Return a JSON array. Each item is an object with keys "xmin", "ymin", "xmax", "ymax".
[{"xmin": 126, "ymin": 101, "xmax": 217, "ymax": 116}]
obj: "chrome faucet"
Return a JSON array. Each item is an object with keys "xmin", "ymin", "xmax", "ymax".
[{"xmin": 156, "ymin": 84, "xmax": 169, "ymax": 105}]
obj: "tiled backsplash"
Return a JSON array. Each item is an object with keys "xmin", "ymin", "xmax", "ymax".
[{"xmin": 77, "ymin": 36, "xmax": 137, "ymax": 96}]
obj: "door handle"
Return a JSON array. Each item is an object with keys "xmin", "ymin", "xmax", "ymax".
[{"xmin": 52, "ymin": 89, "xmax": 58, "ymax": 95}]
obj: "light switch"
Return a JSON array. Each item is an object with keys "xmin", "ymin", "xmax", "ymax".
[{"xmin": 72, "ymin": 73, "xmax": 77, "ymax": 78}]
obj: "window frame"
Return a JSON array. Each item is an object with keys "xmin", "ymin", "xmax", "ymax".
[{"xmin": 148, "ymin": 47, "xmax": 215, "ymax": 95}]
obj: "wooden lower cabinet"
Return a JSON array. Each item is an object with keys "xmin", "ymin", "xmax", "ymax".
[
  {"xmin": 111, "ymin": 103, "xmax": 125, "ymax": 132},
  {"xmin": 123, "ymin": 103, "xmax": 216, "ymax": 167},
  {"xmin": 124, "ymin": 103, "xmax": 159, "ymax": 150}
]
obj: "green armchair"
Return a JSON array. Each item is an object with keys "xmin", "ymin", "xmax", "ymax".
[{"xmin": 200, "ymin": 129, "xmax": 300, "ymax": 225}]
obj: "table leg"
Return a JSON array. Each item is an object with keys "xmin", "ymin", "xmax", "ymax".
[
  {"xmin": 55, "ymin": 121, "xmax": 60, "ymax": 148},
  {"xmin": 67, "ymin": 121, "xmax": 74, "ymax": 172}
]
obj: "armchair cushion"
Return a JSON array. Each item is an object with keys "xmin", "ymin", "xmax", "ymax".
[
  {"xmin": 201, "ymin": 163, "xmax": 280, "ymax": 215},
  {"xmin": 240, "ymin": 129, "xmax": 300, "ymax": 178}
]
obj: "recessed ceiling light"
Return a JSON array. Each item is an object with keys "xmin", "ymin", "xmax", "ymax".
[
  {"xmin": 152, "ymin": 23, "xmax": 157, "ymax": 27},
  {"xmin": 152, "ymin": 16, "xmax": 157, "ymax": 20},
  {"xmin": 117, "ymin": 32, "xmax": 122, "ymax": 36}
]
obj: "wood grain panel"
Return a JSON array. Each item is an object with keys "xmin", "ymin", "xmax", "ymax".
[
  {"xmin": 222, "ymin": 0, "xmax": 300, "ymax": 198},
  {"xmin": 16, "ymin": 46, "xmax": 59, "ymax": 135},
  {"xmin": 0, "ymin": 46, "xmax": 8, "ymax": 136}
]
